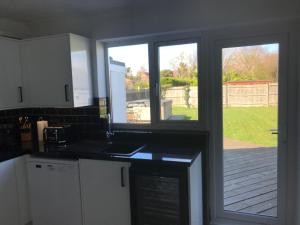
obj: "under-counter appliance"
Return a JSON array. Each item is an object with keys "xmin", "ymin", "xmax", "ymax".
[
  {"xmin": 130, "ymin": 153, "xmax": 203, "ymax": 225},
  {"xmin": 27, "ymin": 158, "xmax": 83, "ymax": 225}
]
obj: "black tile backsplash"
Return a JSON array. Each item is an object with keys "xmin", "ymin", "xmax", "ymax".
[{"xmin": 0, "ymin": 98, "xmax": 106, "ymax": 143}]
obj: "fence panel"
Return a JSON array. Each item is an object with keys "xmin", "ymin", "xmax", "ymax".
[{"xmin": 126, "ymin": 83, "xmax": 278, "ymax": 108}]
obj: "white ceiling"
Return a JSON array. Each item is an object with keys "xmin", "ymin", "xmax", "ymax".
[
  {"xmin": 2, "ymin": 0, "xmax": 299, "ymax": 25},
  {"xmin": 0, "ymin": 0, "xmax": 144, "ymax": 22}
]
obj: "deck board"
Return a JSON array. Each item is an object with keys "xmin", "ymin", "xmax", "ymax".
[
  {"xmin": 223, "ymin": 147, "xmax": 277, "ymax": 217},
  {"xmin": 224, "ymin": 179, "xmax": 277, "ymax": 198}
]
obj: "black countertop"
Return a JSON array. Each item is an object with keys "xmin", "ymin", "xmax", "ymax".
[
  {"xmin": 0, "ymin": 150, "xmax": 25, "ymax": 163},
  {"xmin": 30, "ymin": 141, "xmax": 201, "ymax": 166},
  {"xmin": 0, "ymin": 130, "xmax": 208, "ymax": 166}
]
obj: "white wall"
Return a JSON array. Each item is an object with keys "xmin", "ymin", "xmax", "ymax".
[
  {"xmin": 28, "ymin": 16, "xmax": 91, "ymax": 37},
  {"xmin": 93, "ymin": 41, "xmax": 106, "ymax": 98},
  {"xmin": 0, "ymin": 18, "xmax": 30, "ymax": 38},
  {"xmin": 296, "ymin": 30, "xmax": 300, "ymax": 225}
]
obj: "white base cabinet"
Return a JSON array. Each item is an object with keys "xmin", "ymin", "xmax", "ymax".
[
  {"xmin": 0, "ymin": 155, "xmax": 31, "ymax": 225},
  {"xmin": 0, "ymin": 158, "xmax": 20, "ymax": 225},
  {"xmin": 79, "ymin": 159, "xmax": 132, "ymax": 225}
]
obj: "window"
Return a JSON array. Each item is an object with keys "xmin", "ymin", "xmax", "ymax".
[
  {"xmin": 108, "ymin": 44, "xmax": 150, "ymax": 124},
  {"xmin": 106, "ymin": 39, "xmax": 201, "ymax": 127},
  {"xmin": 158, "ymin": 43, "xmax": 198, "ymax": 121}
]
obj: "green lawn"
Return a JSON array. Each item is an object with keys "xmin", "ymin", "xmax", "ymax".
[
  {"xmin": 172, "ymin": 106, "xmax": 277, "ymax": 147},
  {"xmin": 172, "ymin": 106, "xmax": 198, "ymax": 120}
]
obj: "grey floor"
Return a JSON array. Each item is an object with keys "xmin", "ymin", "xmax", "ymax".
[{"xmin": 223, "ymin": 147, "xmax": 277, "ymax": 217}]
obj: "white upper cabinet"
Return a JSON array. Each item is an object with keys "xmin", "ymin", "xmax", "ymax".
[
  {"xmin": 0, "ymin": 38, "xmax": 25, "ymax": 109},
  {"xmin": 21, "ymin": 33, "xmax": 93, "ymax": 108}
]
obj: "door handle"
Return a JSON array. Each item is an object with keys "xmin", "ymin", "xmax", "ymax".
[
  {"xmin": 18, "ymin": 86, "xmax": 23, "ymax": 103},
  {"xmin": 121, "ymin": 167, "xmax": 126, "ymax": 187}
]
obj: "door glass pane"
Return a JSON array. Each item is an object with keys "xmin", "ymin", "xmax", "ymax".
[
  {"xmin": 158, "ymin": 43, "xmax": 198, "ymax": 120},
  {"xmin": 108, "ymin": 44, "xmax": 150, "ymax": 124},
  {"xmin": 222, "ymin": 44, "xmax": 279, "ymax": 217}
]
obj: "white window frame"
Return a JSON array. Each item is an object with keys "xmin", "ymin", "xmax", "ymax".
[
  {"xmin": 103, "ymin": 33, "xmax": 208, "ymax": 131},
  {"xmin": 209, "ymin": 34, "xmax": 289, "ymax": 225}
]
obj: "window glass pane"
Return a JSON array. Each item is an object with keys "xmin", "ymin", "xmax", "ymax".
[
  {"xmin": 159, "ymin": 43, "xmax": 198, "ymax": 121},
  {"xmin": 108, "ymin": 44, "xmax": 150, "ymax": 124}
]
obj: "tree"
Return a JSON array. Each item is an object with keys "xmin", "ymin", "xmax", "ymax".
[
  {"xmin": 170, "ymin": 52, "xmax": 197, "ymax": 79},
  {"xmin": 222, "ymin": 46, "xmax": 278, "ymax": 82},
  {"xmin": 125, "ymin": 66, "xmax": 149, "ymax": 90},
  {"xmin": 160, "ymin": 69, "xmax": 173, "ymax": 77}
]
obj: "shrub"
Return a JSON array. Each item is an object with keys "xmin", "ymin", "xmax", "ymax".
[{"xmin": 160, "ymin": 77, "xmax": 197, "ymax": 87}]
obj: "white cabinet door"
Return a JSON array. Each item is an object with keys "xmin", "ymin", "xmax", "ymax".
[
  {"xmin": 79, "ymin": 159, "xmax": 131, "ymax": 225},
  {"xmin": 21, "ymin": 35, "xmax": 73, "ymax": 108},
  {"xmin": 14, "ymin": 156, "xmax": 31, "ymax": 225},
  {"xmin": 0, "ymin": 38, "xmax": 24, "ymax": 109},
  {"xmin": 0, "ymin": 159, "xmax": 20, "ymax": 225},
  {"xmin": 20, "ymin": 34, "xmax": 93, "ymax": 108}
]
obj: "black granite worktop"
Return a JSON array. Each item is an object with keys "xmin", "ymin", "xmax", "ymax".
[
  {"xmin": 31, "ymin": 142, "xmax": 201, "ymax": 166},
  {"xmin": 0, "ymin": 150, "xmax": 26, "ymax": 163},
  {"xmin": 1, "ymin": 130, "xmax": 208, "ymax": 166}
]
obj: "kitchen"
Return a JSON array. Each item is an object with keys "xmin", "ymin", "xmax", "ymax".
[{"xmin": 0, "ymin": 1, "xmax": 300, "ymax": 225}]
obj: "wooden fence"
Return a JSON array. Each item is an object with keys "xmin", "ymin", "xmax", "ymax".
[
  {"xmin": 223, "ymin": 83, "xmax": 278, "ymax": 107},
  {"xmin": 126, "ymin": 83, "xmax": 278, "ymax": 107},
  {"xmin": 126, "ymin": 89, "xmax": 150, "ymax": 101}
]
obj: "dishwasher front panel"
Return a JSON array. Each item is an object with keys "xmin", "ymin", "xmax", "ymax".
[{"xmin": 27, "ymin": 159, "xmax": 82, "ymax": 225}]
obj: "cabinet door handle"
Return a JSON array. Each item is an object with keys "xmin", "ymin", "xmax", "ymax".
[
  {"xmin": 18, "ymin": 86, "xmax": 23, "ymax": 103},
  {"xmin": 121, "ymin": 167, "xmax": 126, "ymax": 187},
  {"xmin": 64, "ymin": 84, "xmax": 70, "ymax": 102}
]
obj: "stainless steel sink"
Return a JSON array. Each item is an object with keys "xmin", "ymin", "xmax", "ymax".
[{"xmin": 104, "ymin": 143, "xmax": 145, "ymax": 156}]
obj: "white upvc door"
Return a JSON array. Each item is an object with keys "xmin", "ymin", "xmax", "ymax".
[{"xmin": 210, "ymin": 34, "xmax": 288, "ymax": 225}]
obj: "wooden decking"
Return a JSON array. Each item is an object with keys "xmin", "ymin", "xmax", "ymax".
[{"xmin": 223, "ymin": 147, "xmax": 277, "ymax": 217}]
